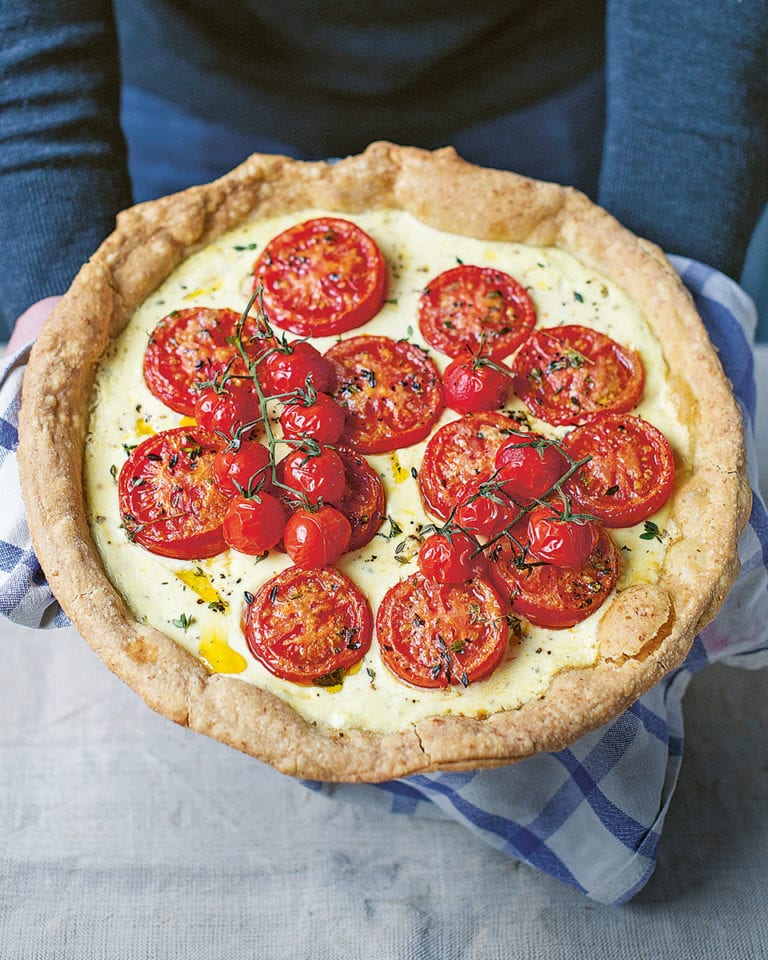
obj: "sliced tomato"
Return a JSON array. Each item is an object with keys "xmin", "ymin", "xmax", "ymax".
[
  {"xmin": 336, "ymin": 446, "xmax": 386, "ymax": 550},
  {"xmin": 418, "ymin": 264, "xmax": 536, "ymax": 359},
  {"xmin": 243, "ymin": 566, "xmax": 372, "ymax": 685},
  {"xmin": 326, "ymin": 335, "xmax": 443, "ymax": 454},
  {"xmin": 488, "ymin": 519, "xmax": 620, "ymax": 628},
  {"xmin": 418, "ymin": 411, "xmax": 520, "ymax": 521},
  {"xmin": 562, "ymin": 413, "xmax": 676, "ymax": 527},
  {"xmin": 253, "ymin": 217, "xmax": 387, "ymax": 337},
  {"xmin": 118, "ymin": 426, "xmax": 228, "ymax": 559},
  {"xmin": 376, "ymin": 574, "xmax": 508, "ymax": 688},
  {"xmin": 143, "ymin": 307, "xmax": 268, "ymax": 415},
  {"xmin": 511, "ymin": 325, "xmax": 645, "ymax": 426}
]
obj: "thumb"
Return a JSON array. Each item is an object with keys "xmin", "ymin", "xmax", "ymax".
[{"xmin": 7, "ymin": 296, "xmax": 63, "ymax": 352}]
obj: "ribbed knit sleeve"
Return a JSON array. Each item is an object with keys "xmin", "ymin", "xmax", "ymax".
[
  {"xmin": 599, "ymin": 0, "xmax": 768, "ymax": 279},
  {"xmin": 0, "ymin": 0, "xmax": 132, "ymax": 337}
]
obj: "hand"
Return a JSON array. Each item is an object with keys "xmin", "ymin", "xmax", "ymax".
[{"xmin": 7, "ymin": 296, "xmax": 62, "ymax": 352}]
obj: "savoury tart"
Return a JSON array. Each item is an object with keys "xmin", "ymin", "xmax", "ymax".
[{"xmin": 17, "ymin": 143, "xmax": 751, "ymax": 781}]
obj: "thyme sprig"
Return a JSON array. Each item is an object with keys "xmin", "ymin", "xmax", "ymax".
[{"xmin": 226, "ymin": 286, "xmax": 308, "ymax": 501}]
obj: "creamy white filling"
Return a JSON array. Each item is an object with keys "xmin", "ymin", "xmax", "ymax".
[{"xmin": 85, "ymin": 208, "xmax": 687, "ymax": 735}]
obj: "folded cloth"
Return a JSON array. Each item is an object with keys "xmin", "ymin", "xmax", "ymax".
[{"xmin": 2, "ymin": 257, "xmax": 767, "ymax": 905}]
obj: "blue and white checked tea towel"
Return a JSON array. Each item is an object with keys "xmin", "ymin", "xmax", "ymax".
[{"xmin": 2, "ymin": 257, "xmax": 767, "ymax": 906}]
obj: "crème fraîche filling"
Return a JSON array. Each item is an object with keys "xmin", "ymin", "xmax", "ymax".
[{"xmin": 85, "ymin": 209, "xmax": 687, "ymax": 735}]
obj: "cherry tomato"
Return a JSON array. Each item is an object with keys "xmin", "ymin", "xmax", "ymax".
[
  {"xmin": 526, "ymin": 505, "xmax": 601, "ymax": 568},
  {"xmin": 326, "ymin": 335, "xmax": 444, "ymax": 454},
  {"xmin": 418, "ymin": 531, "xmax": 488, "ymax": 584},
  {"xmin": 280, "ymin": 446, "xmax": 346, "ymax": 506},
  {"xmin": 193, "ymin": 381, "xmax": 262, "ymax": 439},
  {"xmin": 260, "ymin": 340, "xmax": 334, "ymax": 395},
  {"xmin": 118, "ymin": 426, "xmax": 228, "ymax": 559},
  {"xmin": 511, "ymin": 325, "xmax": 645, "ymax": 426},
  {"xmin": 143, "ymin": 307, "xmax": 269, "ymax": 415},
  {"xmin": 442, "ymin": 354, "xmax": 512, "ymax": 414},
  {"xmin": 280, "ymin": 392, "xmax": 346, "ymax": 444},
  {"xmin": 335, "ymin": 446, "xmax": 386, "ymax": 551},
  {"xmin": 243, "ymin": 566, "xmax": 372, "ymax": 684},
  {"xmin": 376, "ymin": 574, "xmax": 508, "ymax": 688},
  {"xmin": 418, "ymin": 264, "xmax": 536, "ymax": 359},
  {"xmin": 213, "ymin": 440, "xmax": 272, "ymax": 497},
  {"xmin": 283, "ymin": 505, "xmax": 352, "ymax": 568},
  {"xmin": 488, "ymin": 519, "xmax": 619, "ymax": 628},
  {"xmin": 494, "ymin": 431, "xmax": 569, "ymax": 505},
  {"xmin": 223, "ymin": 493, "xmax": 287, "ymax": 554},
  {"xmin": 418, "ymin": 411, "xmax": 517, "ymax": 521},
  {"xmin": 561, "ymin": 413, "xmax": 676, "ymax": 527},
  {"xmin": 253, "ymin": 217, "xmax": 387, "ymax": 337},
  {"xmin": 455, "ymin": 478, "xmax": 516, "ymax": 537}
]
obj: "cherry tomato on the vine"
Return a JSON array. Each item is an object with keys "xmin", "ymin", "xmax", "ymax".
[
  {"xmin": 280, "ymin": 446, "xmax": 346, "ymax": 506},
  {"xmin": 494, "ymin": 431, "xmax": 568, "ymax": 506},
  {"xmin": 260, "ymin": 340, "xmax": 334, "ymax": 395},
  {"xmin": 442, "ymin": 354, "xmax": 512, "ymax": 414},
  {"xmin": 280, "ymin": 392, "xmax": 346, "ymax": 444},
  {"xmin": 193, "ymin": 381, "xmax": 262, "ymax": 439},
  {"xmin": 525, "ymin": 504, "xmax": 601, "ymax": 568},
  {"xmin": 417, "ymin": 531, "xmax": 488, "ymax": 584},
  {"xmin": 213, "ymin": 439, "xmax": 272, "ymax": 497},
  {"xmin": 223, "ymin": 493, "xmax": 287, "ymax": 555},
  {"xmin": 455, "ymin": 478, "xmax": 516, "ymax": 537},
  {"xmin": 283, "ymin": 505, "xmax": 352, "ymax": 568}
]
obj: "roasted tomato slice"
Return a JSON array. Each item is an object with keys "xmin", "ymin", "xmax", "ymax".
[
  {"xmin": 118, "ymin": 426, "xmax": 228, "ymax": 559},
  {"xmin": 376, "ymin": 574, "xmax": 508, "ymax": 689},
  {"xmin": 562, "ymin": 413, "xmax": 676, "ymax": 527},
  {"xmin": 488, "ymin": 519, "xmax": 620, "ymax": 628},
  {"xmin": 335, "ymin": 446, "xmax": 386, "ymax": 550},
  {"xmin": 253, "ymin": 217, "xmax": 387, "ymax": 338},
  {"xmin": 243, "ymin": 566, "xmax": 372, "ymax": 685},
  {"xmin": 143, "ymin": 307, "xmax": 268, "ymax": 416},
  {"xmin": 418, "ymin": 264, "xmax": 536, "ymax": 359},
  {"xmin": 511, "ymin": 324, "xmax": 645, "ymax": 426},
  {"xmin": 418, "ymin": 411, "xmax": 519, "ymax": 521},
  {"xmin": 326, "ymin": 335, "xmax": 443, "ymax": 454}
]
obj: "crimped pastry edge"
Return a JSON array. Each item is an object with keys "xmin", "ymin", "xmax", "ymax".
[{"xmin": 18, "ymin": 143, "xmax": 751, "ymax": 781}]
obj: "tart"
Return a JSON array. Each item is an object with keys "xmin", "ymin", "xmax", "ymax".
[{"xmin": 17, "ymin": 143, "xmax": 751, "ymax": 781}]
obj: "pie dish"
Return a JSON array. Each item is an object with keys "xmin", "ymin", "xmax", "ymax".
[{"xmin": 17, "ymin": 143, "xmax": 751, "ymax": 781}]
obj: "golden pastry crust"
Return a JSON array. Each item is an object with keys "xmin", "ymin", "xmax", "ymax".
[{"xmin": 18, "ymin": 143, "xmax": 751, "ymax": 781}]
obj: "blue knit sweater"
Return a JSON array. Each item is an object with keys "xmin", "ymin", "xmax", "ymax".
[{"xmin": 0, "ymin": 0, "xmax": 765, "ymax": 336}]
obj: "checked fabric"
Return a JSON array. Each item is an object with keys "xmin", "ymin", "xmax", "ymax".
[{"xmin": 2, "ymin": 256, "xmax": 767, "ymax": 904}]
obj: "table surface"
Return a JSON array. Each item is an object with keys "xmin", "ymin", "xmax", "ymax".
[{"xmin": 1, "ymin": 348, "xmax": 766, "ymax": 960}]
